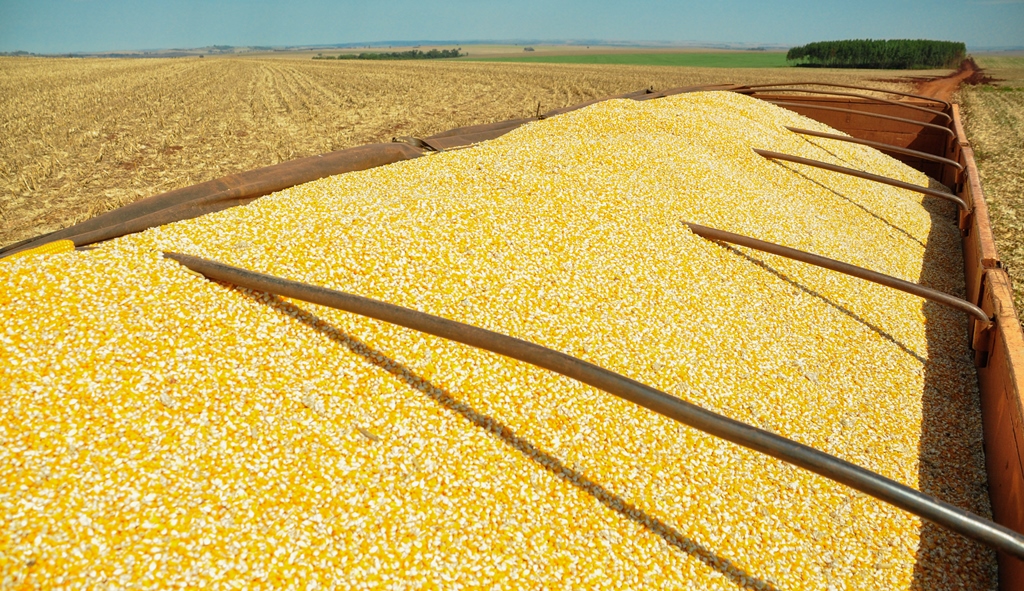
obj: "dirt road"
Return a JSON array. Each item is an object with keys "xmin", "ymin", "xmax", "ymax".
[{"xmin": 915, "ymin": 58, "xmax": 983, "ymax": 100}]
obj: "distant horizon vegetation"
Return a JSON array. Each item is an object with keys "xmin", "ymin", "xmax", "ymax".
[
  {"xmin": 786, "ymin": 39, "xmax": 967, "ymax": 69},
  {"xmin": 1, "ymin": 38, "xmax": 1021, "ymax": 59},
  {"xmin": 313, "ymin": 48, "xmax": 465, "ymax": 61}
]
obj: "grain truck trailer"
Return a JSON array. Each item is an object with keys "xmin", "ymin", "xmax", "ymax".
[{"xmin": 2, "ymin": 82, "xmax": 1022, "ymax": 589}]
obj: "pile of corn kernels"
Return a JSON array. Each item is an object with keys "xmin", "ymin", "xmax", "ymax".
[{"xmin": 0, "ymin": 92, "xmax": 996, "ymax": 589}]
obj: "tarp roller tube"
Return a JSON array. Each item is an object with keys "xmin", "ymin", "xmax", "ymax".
[
  {"xmin": 766, "ymin": 101, "xmax": 957, "ymax": 141},
  {"xmin": 737, "ymin": 87, "xmax": 951, "ymax": 123},
  {"xmin": 785, "ymin": 126, "xmax": 964, "ymax": 172},
  {"xmin": 162, "ymin": 251, "xmax": 1024, "ymax": 561},
  {"xmin": 753, "ymin": 148, "xmax": 969, "ymax": 211},
  {"xmin": 683, "ymin": 221, "xmax": 990, "ymax": 325},
  {"xmin": 739, "ymin": 81, "xmax": 952, "ymax": 109}
]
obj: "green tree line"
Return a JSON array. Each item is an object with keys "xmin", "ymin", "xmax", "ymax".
[
  {"xmin": 314, "ymin": 48, "xmax": 464, "ymax": 61},
  {"xmin": 786, "ymin": 39, "xmax": 966, "ymax": 69}
]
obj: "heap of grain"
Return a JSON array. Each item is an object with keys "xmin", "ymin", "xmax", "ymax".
[{"xmin": 0, "ymin": 92, "xmax": 996, "ymax": 589}]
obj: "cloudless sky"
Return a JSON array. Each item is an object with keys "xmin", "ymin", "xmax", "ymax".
[{"xmin": 1, "ymin": 0, "xmax": 1021, "ymax": 54}]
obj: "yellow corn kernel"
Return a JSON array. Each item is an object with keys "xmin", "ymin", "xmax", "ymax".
[
  {"xmin": 0, "ymin": 239, "xmax": 75, "ymax": 263},
  {"xmin": 0, "ymin": 92, "xmax": 994, "ymax": 590}
]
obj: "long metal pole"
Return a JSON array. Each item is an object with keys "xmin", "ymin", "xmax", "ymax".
[
  {"xmin": 738, "ymin": 87, "xmax": 951, "ymax": 123},
  {"xmin": 682, "ymin": 222, "xmax": 990, "ymax": 325},
  {"xmin": 753, "ymin": 149, "xmax": 968, "ymax": 211},
  {"xmin": 163, "ymin": 251, "xmax": 1022, "ymax": 560},
  {"xmin": 785, "ymin": 127, "xmax": 964, "ymax": 171},
  {"xmin": 765, "ymin": 101, "xmax": 956, "ymax": 140},
  {"xmin": 741, "ymin": 81, "xmax": 952, "ymax": 109}
]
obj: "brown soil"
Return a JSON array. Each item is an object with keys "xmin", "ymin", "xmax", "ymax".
[{"xmin": 914, "ymin": 58, "xmax": 997, "ymax": 100}]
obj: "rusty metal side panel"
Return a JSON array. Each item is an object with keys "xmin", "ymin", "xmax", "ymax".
[
  {"xmin": 755, "ymin": 95, "xmax": 952, "ymax": 176},
  {"xmin": 961, "ymin": 142, "xmax": 990, "ymax": 304},
  {"xmin": 977, "ymin": 269, "xmax": 1024, "ymax": 586},
  {"xmin": 963, "ymin": 212, "xmax": 987, "ymax": 306},
  {"xmin": 949, "ymin": 104, "xmax": 1024, "ymax": 588},
  {"xmin": 957, "ymin": 149, "xmax": 1000, "ymax": 305},
  {"xmin": 946, "ymin": 104, "xmax": 969, "ymax": 189},
  {"xmin": 947, "ymin": 103, "xmax": 999, "ymax": 319},
  {"xmin": 954, "ymin": 106, "xmax": 1001, "ymax": 271}
]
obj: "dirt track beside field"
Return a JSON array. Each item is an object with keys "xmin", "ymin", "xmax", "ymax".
[{"xmin": 915, "ymin": 58, "xmax": 986, "ymax": 100}]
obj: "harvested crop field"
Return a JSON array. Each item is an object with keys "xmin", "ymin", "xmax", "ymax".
[
  {"xmin": 0, "ymin": 90, "xmax": 997, "ymax": 588},
  {"xmin": 0, "ymin": 56, "xmax": 934, "ymax": 250},
  {"xmin": 471, "ymin": 52, "xmax": 789, "ymax": 68}
]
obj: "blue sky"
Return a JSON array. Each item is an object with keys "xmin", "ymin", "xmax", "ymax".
[{"xmin": 1, "ymin": 0, "xmax": 1021, "ymax": 53}]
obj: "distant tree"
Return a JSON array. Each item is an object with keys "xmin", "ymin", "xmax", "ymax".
[
  {"xmin": 786, "ymin": 39, "xmax": 965, "ymax": 69},
  {"xmin": 315, "ymin": 49, "xmax": 464, "ymax": 61},
  {"xmin": 326, "ymin": 48, "xmax": 465, "ymax": 61}
]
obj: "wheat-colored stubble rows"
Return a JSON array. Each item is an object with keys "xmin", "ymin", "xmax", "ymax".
[{"xmin": 1, "ymin": 56, "xmax": 916, "ymax": 249}]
